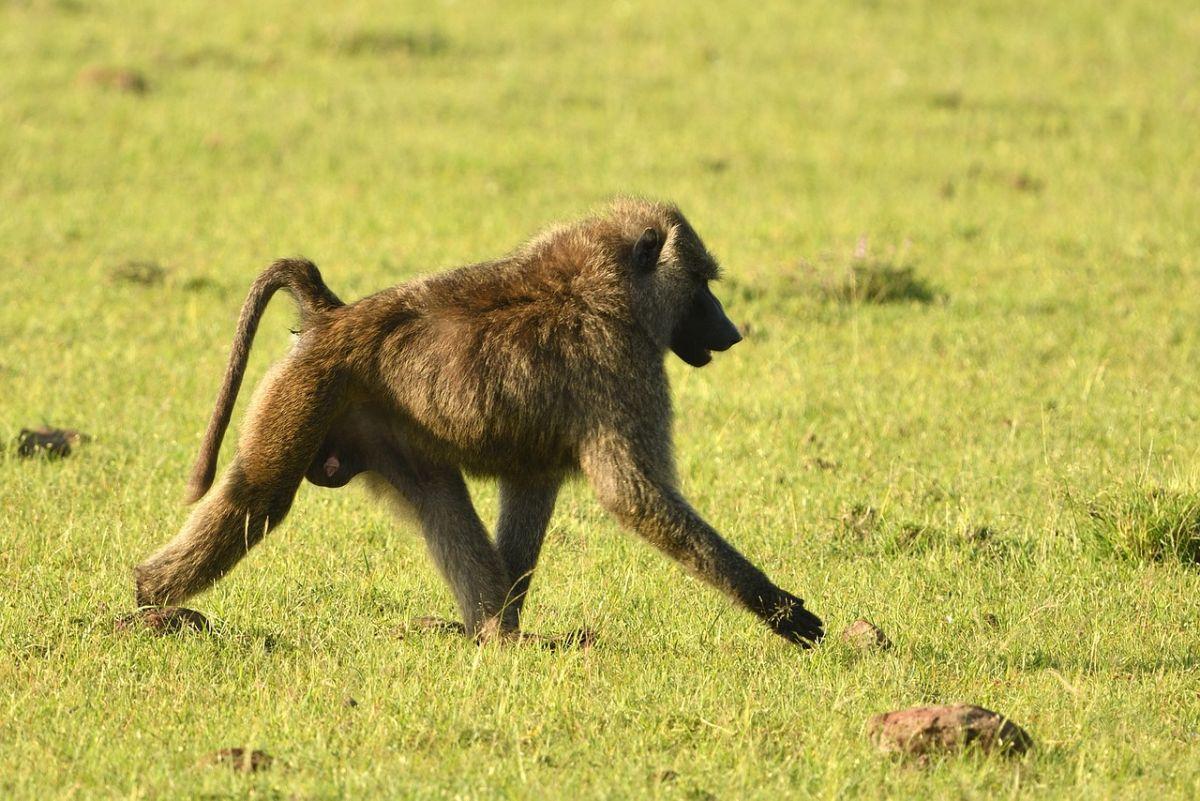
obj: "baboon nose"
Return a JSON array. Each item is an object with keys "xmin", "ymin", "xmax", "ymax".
[{"xmin": 711, "ymin": 326, "xmax": 742, "ymax": 352}]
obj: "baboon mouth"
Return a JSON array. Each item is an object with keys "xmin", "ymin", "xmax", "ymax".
[{"xmin": 671, "ymin": 342, "xmax": 713, "ymax": 367}]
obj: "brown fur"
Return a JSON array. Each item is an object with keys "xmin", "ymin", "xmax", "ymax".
[{"xmin": 135, "ymin": 198, "xmax": 824, "ymax": 645}]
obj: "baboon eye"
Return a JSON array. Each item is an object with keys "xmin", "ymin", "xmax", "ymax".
[{"xmin": 631, "ymin": 227, "xmax": 662, "ymax": 273}]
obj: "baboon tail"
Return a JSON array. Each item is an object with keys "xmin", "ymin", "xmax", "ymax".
[{"xmin": 183, "ymin": 258, "xmax": 344, "ymax": 504}]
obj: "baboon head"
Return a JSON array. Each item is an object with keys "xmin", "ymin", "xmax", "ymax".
[{"xmin": 617, "ymin": 200, "xmax": 743, "ymax": 367}]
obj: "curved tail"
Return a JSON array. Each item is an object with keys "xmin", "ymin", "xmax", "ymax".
[{"xmin": 184, "ymin": 258, "xmax": 344, "ymax": 504}]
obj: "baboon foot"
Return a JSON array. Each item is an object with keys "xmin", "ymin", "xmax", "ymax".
[{"xmin": 115, "ymin": 606, "xmax": 211, "ymax": 635}]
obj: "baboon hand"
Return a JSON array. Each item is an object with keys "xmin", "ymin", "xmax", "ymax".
[{"xmin": 767, "ymin": 592, "xmax": 824, "ymax": 648}]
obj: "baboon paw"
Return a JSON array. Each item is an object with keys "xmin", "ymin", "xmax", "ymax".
[{"xmin": 771, "ymin": 601, "xmax": 825, "ymax": 648}]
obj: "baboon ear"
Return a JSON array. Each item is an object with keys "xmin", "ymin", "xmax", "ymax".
[{"xmin": 631, "ymin": 227, "xmax": 662, "ymax": 273}]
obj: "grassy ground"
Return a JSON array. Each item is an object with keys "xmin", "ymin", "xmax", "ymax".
[{"xmin": 3, "ymin": 0, "xmax": 1200, "ymax": 797}]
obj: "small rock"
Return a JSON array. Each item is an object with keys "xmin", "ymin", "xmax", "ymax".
[
  {"xmin": 841, "ymin": 619, "xmax": 892, "ymax": 651},
  {"xmin": 205, "ymin": 748, "xmax": 273, "ymax": 772},
  {"xmin": 115, "ymin": 607, "xmax": 210, "ymax": 635},
  {"xmin": 16, "ymin": 427, "xmax": 90, "ymax": 459},
  {"xmin": 867, "ymin": 704, "xmax": 1033, "ymax": 757}
]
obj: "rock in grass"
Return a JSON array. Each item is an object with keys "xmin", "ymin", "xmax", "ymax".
[
  {"xmin": 867, "ymin": 704, "xmax": 1033, "ymax": 757},
  {"xmin": 204, "ymin": 748, "xmax": 273, "ymax": 772},
  {"xmin": 16, "ymin": 427, "xmax": 90, "ymax": 459},
  {"xmin": 841, "ymin": 619, "xmax": 892, "ymax": 651},
  {"xmin": 114, "ymin": 607, "xmax": 210, "ymax": 635}
]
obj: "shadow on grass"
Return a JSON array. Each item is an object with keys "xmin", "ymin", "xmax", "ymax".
[
  {"xmin": 785, "ymin": 239, "xmax": 944, "ymax": 306},
  {"xmin": 323, "ymin": 28, "xmax": 450, "ymax": 58}
]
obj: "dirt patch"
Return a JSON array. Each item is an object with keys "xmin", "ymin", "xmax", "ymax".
[
  {"xmin": 867, "ymin": 704, "xmax": 1033, "ymax": 757},
  {"xmin": 77, "ymin": 65, "xmax": 149, "ymax": 94},
  {"xmin": 115, "ymin": 607, "xmax": 211, "ymax": 635},
  {"xmin": 16, "ymin": 427, "xmax": 90, "ymax": 458},
  {"xmin": 1011, "ymin": 171, "xmax": 1045, "ymax": 193},
  {"xmin": 110, "ymin": 260, "xmax": 165, "ymax": 286},
  {"xmin": 204, "ymin": 748, "xmax": 273, "ymax": 773}
]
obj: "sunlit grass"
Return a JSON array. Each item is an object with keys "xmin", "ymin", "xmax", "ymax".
[{"xmin": 2, "ymin": 0, "xmax": 1200, "ymax": 798}]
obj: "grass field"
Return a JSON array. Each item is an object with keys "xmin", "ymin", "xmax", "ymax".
[{"xmin": 3, "ymin": 0, "xmax": 1200, "ymax": 797}]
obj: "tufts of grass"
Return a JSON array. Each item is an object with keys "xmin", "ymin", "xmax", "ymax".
[
  {"xmin": 323, "ymin": 28, "xmax": 450, "ymax": 58},
  {"xmin": 803, "ymin": 239, "xmax": 941, "ymax": 305},
  {"xmin": 1076, "ymin": 484, "xmax": 1200, "ymax": 564}
]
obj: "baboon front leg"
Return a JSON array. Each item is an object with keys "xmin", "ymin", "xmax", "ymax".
[
  {"xmin": 581, "ymin": 437, "xmax": 824, "ymax": 647},
  {"xmin": 496, "ymin": 478, "xmax": 561, "ymax": 627},
  {"xmin": 134, "ymin": 361, "xmax": 341, "ymax": 607}
]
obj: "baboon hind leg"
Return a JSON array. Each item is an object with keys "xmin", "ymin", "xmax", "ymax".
[
  {"xmin": 135, "ymin": 360, "xmax": 343, "ymax": 607},
  {"xmin": 368, "ymin": 450, "xmax": 514, "ymax": 639}
]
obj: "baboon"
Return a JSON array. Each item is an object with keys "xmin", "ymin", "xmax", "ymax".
[{"xmin": 135, "ymin": 198, "xmax": 824, "ymax": 646}]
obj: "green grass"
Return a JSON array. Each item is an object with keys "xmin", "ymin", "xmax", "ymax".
[{"xmin": 3, "ymin": 0, "xmax": 1200, "ymax": 797}]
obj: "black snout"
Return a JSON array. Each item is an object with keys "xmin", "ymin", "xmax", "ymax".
[
  {"xmin": 669, "ymin": 285, "xmax": 743, "ymax": 367},
  {"xmin": 710, "ymin": 317, "xmax": 742, "ymax": 352}
]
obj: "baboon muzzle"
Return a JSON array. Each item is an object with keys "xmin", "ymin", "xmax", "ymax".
[{"xmin": 670, "ymin": 285, "xmax": 742, "ymax": 367}]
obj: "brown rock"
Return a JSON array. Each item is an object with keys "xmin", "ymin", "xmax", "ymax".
[
  {"xmin": 842, "ymin": 619, "xmax": 892, "ymax": 651},
  {"xmin": 16, "ymin": 427, "xmax": 90, "ymax": 458},
  {"xmin": 867, "ymin": 704, "xmax": 1033, "ymax": 757},
  {"xmin": 205, "ymin": 748, "xmax": 273, "ymax": 772},
  {"xmin": 115, "ymin": 607, "xmax": 210, "ymax": 635}
]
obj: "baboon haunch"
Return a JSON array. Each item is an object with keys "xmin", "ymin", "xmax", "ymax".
[{"xmin": 135, "ymin": 198, "xmax": 824, "ymax": 646}]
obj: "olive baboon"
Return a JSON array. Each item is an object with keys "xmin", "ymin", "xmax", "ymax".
[{"xmin": 135, "ymin": 198, "xmax": 825, "ymax": 646}]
